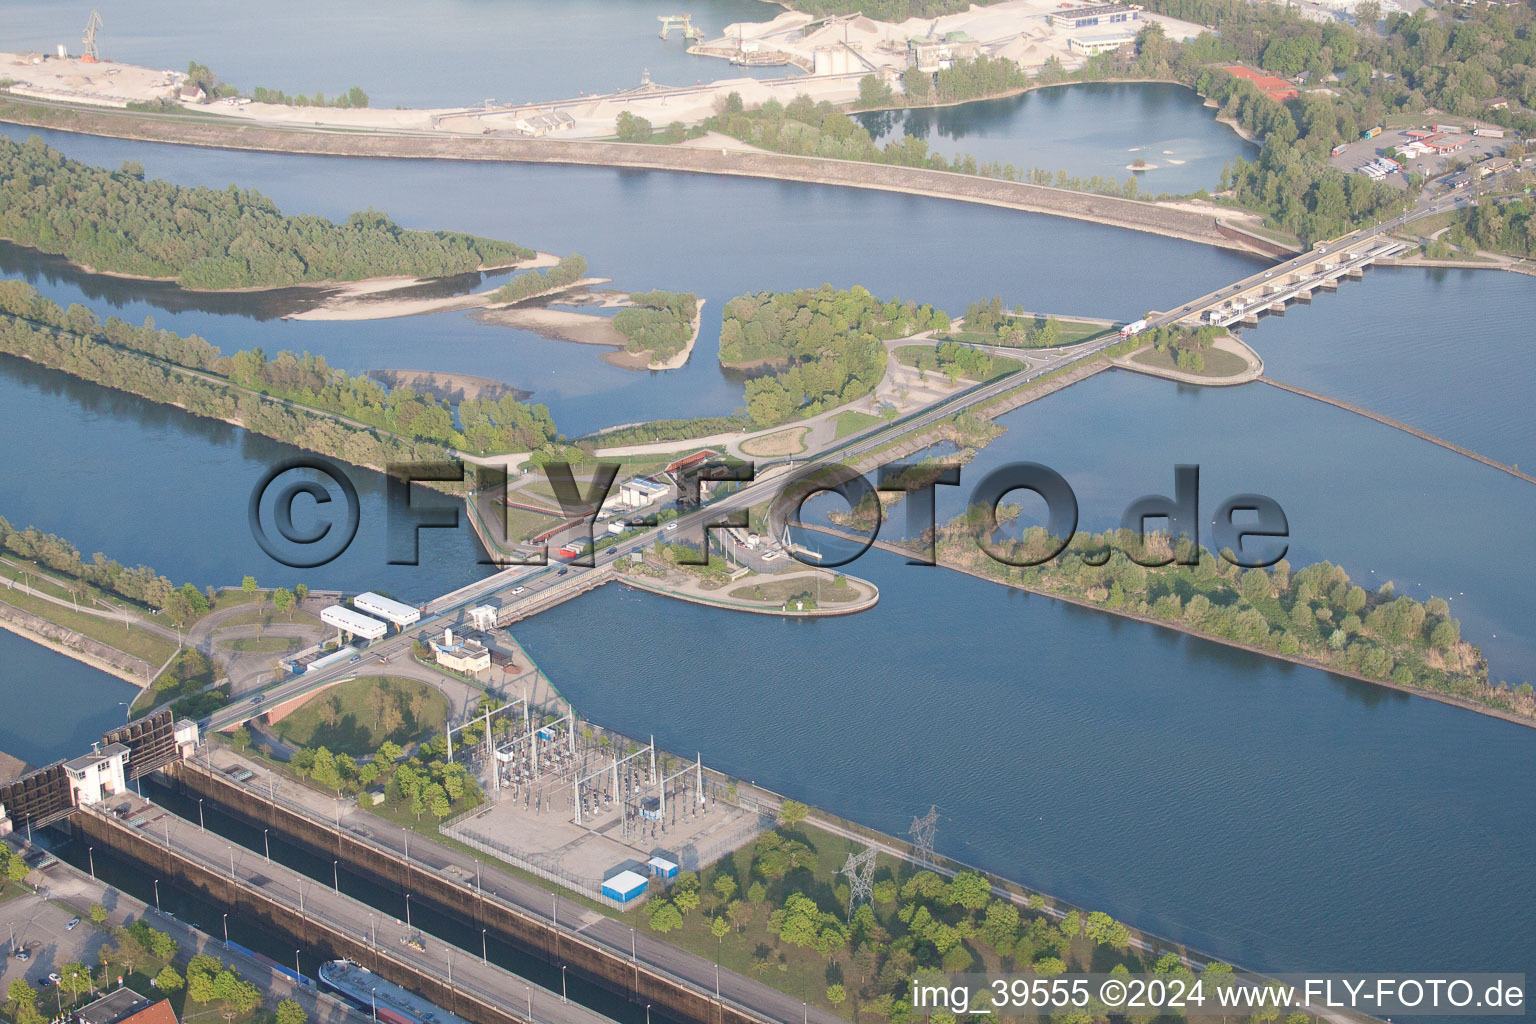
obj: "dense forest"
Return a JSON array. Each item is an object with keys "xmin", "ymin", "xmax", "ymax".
[
  {"xmin": 0, "ymin": 280, "xmax": 560, "ymax": 464},
  {"xmin": 934, "ymin": 521, "xmax": 1533, "ymax": 719},
  {"xmin": 0, "ymin": 516, "xmax": 202, "ymax": 615},
  {"xmin": 721, "ymin": 285, "xmax": 948, "ymax": 427},
  {"xmin": 1450, "ymin": 193, "xmax": 1536, "ymax": 256},
  {"xmin": 488, "ymin": 254, "xmax": 588, "ymax": 303},
  {"xmin": 901, "ymin": 55, "xmax": 1032, "ymax": 106},
  {"xmin": 613, "ymin": 290, "xmax": 699, "ymax": 362},
  {"xmin": 1110, "ymin": 0, "xmax": 1536, "ymax": 240},
  {"xmin": 706, "ymin": 86, "xmax": 1152, "ymax": 200},
  {"xmin": 0, "ymin": 136, "xmax": 534, "ymax": 289}
]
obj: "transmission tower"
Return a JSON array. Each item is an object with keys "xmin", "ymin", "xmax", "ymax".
[
  {"xmin": 82, "ymin": 10, "xmax": 104, "ymax": 61},
  {"xmin": 908, "ymin": 806, "xmax": 938, "ymax": 871},
  {"xmin": 839, "ymin": 846, "xmax": 876, "ymax": 918}
]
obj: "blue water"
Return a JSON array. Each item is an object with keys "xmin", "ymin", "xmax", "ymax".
[
  {"xmin": 0, "ymin": 82, "xmax": 1532, "ymax": 1018},
  {"xmin": 0, "ymin": 354, "xmax": 489, "ymax": 604},
  {"xmin": 3, "ymin": 0, "xmax": 794, "ymax": 109},
  {"xmin": 1238, "ymin": 267, "xmax": 1536, "ymax": 472},
  {"xmin": 856, "ymin": 82, "xmax": 1258, "ymax": 195},
  {"xmin": 0, "ymin": 627, "xmax": 139, "ymax": 768},
  {"xmin": 514, "ymin": 548, "xmax": 1536, "ymax": 981},
  {"xmin": 0, "ymin": 121, "xmax": 1265, "ymax": 437}
]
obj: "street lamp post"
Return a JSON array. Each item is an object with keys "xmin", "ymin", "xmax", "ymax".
[
  {"xmin": 481, "ymin": 928, "xmax": 487, "ymax": 965},
  {"xmin": 87, "ymin": 847, "xmax": 95, "ymax": 880},
  {"xmin": 561, "ymin": 965, "xmax": 567, "ymax": 1004},
  {"xmin": 405, "ymin": 893, "xmax": 412, "ymax": 931},
  {"xmin": 222, "ymin": 913, "xmax": 228, "ymax": 946},
  {"xmin": 263, "ymin": 828, "xmax": 270, "ymax": 862},
  {"xmin": 152, "ymin": 879, "xmax": 160, "ymax": 912},
  {"xmin": 198, "ymin": 798, "xmax": 205, "ymax": 832},
  {"xmin": 333, "ymin": 860, "xmax": 339, "ymax": 895},
  {"xmin": 295, "ymin": 951, "xmax": 301, "ymax": 978}
]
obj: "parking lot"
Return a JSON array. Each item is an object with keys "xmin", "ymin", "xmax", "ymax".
[
  {"xmin": 1329, "ymin": 123, "xmax": 1510, "ymax": 186},
  {"xmin": 1, "ymin": 888, "xmax": 111, "ymax": 1008}
]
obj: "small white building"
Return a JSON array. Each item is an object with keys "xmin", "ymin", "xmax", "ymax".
[
  {"xmin": 1067, "ymin": 30, "xmax": 1139, "ymax": 56},
  {"xmin": 64, "ymin": 744, "xmax": 130, "ymax": 808},
  {"xmin": 174, "ymin": 720, "xmax": 200, "ymax": 759},
  {"xmin": 321, "ymin": 605, "xmax": 388, "ymax": 642},
  {"xmin": 619, "ymin": 477, "xmax": 668, "ymax": 508},
  {"xmin": 353, "ymin": 592, "xmax": 421, "ymax": 629},
  {"xmin": 469, "ymin": 605, "xmax": 499, "ymax": 631},
  {"xmin": 430, "ymin": 628, "xmax": 491, "ymax": 675}
]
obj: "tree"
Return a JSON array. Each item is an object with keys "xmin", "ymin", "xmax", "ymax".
[
  {"xmin": 778, "ymin": 800, "xmax": 809, "ymax": 827},
  {"xmin": 294, "ymin": 583, "xmax": 308, "ymax": 604},
  {"xmin": 647, "ymin": 900, "xmax": 683, "ymax": 933},
  {"xmin": 154, "ymin": 966, "xmax": 185, "ymax": 993},
  {"xmin": 713, "ymin": 874, "xmax": 737, "ymax": 903},
  {"xmin": 232, "ymin": 726, "xmax": 251, "ymax": 752},
  {"xmin": 710, "ymin": 915, "xmax": 730, "ymax": 939},
  {"xmin": 275, "ymin": 999, "xmax": 308, "ymax": 1024},
  {"xmin": 827, "ymin": 984, "xmax": 847, "ymax": 1006},
  {"xmin": 241, "ymin": 575, "xmax": 258, "ymax": 600},
  {"xmin": 6, "ymin": 980, "xmax": 38, "ymax": 1019},
  {"xmin": 89, "ymin": 903, "xmax": 108, "ymax": 924},
  {"xmin": 57, "ymin": 962, "xmax": 93, "ymax": 999},
  {"xmin": 272, "ymin": 587, "xmax": 294, "ymax": 619},
  {"xmin": 949, "ymin": 871, "xmax": 991, "ymax": 911}
]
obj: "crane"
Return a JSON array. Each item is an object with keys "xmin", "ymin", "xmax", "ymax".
[{"xmin": 81, "ymin": 9, "xmax": 104, "ymax": 63}]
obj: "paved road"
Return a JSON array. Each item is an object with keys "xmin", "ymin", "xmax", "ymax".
[
  {"xmin": 91, "ymin": 791, "xmax": 617, "ymax": 1024},
  {"xmin": 184, "ymin": 748, "xmax": 848, "ymax": 1024},
  {"xmin": 4, "ymin": 861, "xmax": 369, "ymax": 1024}
]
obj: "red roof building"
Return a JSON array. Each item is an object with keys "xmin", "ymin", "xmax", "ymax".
[
  {"xmin": 117, "ymin": 1001, "xmax": 180, "ymax": 1024},
  {"xmin": 1222, "ymin": 66, "xmax": 1299, "ymax": 103}
]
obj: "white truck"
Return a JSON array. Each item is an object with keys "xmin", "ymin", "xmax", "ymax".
[{"xmin": 1119, "ymin": 318, "xmax": 1148, "ymax": 338}]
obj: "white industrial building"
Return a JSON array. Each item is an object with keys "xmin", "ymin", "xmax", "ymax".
[
  {"xmin": 64, "ymin": 743, "xmax": 130, "ymax": 808},
  {"xmin": 468, "ymin": 605, "xmax": 499, "ymax": 631},
  {"xmin": 321, "ymin": 605, "xmax": 388, "ymax": 642},
  {"xmin": 353, "ymin": 591, "xmax": 420, "ymax": 629},
  {"xmin": 429, "ymin": 628, "xmax": 490, "ymax": 675},
  {"xmin": 619, "ymin": 477, "xmax": 668, "ymax": 508},
  {"xmin": 1067, "ymin": 30, "xmax": 1138, "ymax": 55}
]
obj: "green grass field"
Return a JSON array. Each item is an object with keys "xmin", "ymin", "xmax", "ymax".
[
  {"xmin": 215, "ymin": 606, "xmax": 322, "ymax": 629},
  {"xmin": 272, "ymin": 676, "xmax": 448, "ymax": 756},
  {"xmin": 225, "ymin": 636, "xmax": 300, "ymax": 653},
  {"xmin": 833, "ymin": 409, "xmax": 884, "ymax": 440},
  {"xmin": 1131, "ymin": 345, "xmax": 1249, "ymax": 378},
  {"xmin": 0, "ymin": 565, "xmax": 178, "ymax": 667}
]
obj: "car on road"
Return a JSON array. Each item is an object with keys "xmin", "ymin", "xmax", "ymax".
[
  {"xmin": 376, "ymin": 656, "xmax": 386, "ymax": 664},
  {"xmin": 13, "ymin": 949, "xmax": 28, "ymax": 961},
  {"xmin": 511, "ymin": 586, "xmax": 526, "ymax": 595},
  {"xmin": 47, "ymin": 973, "xmax": 59, "ymax": 985},
  {"xmin": 665, "ymin": 522, "xmax": 678, "ymax": 531},
  {"xmin": 348, "ymin": 654, "xmax": 360, "ymax": 663},
  {"xmin": 66, "ymin": 918, "xmax": 79, "ymax": 931},
  {"xmin": 557, "ymin": 568, "xmax": 569, "ymax": 576},
  {"xmin": 249, "ymin": 694, "xmax": 265, "ymax": 705},
  {"xmin": 1264, "ymin": 271, "xmax": 1273, "ymax": 277}
]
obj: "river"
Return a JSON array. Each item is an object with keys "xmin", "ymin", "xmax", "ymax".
[
  {"xmin": 0, "ymin": 120, "xmax": 1263, "ymax": 437},
  {"xmin": 0, "ymin": 78, "xmax": 1532, "ymax": 1009},
  {"xmin": 4, "ymin": 0, "xmax": 794, "ymax": 109}
]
